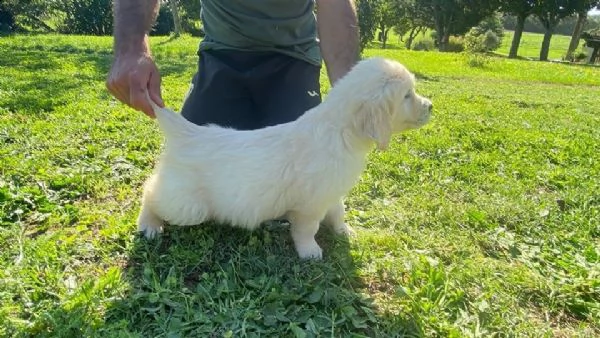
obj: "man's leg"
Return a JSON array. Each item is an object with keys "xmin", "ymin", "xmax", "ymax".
[
  {"xmin": 249, "ymin": 54, "xmax": 322, "ymax": 127},
  {"xmin": 181, "ymin": 50, "xmax": 259, "ymax": 130}
]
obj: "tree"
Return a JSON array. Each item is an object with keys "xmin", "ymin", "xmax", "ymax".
[
  {"xmin": 56, "ymin": 0, "xmax": 112, "ymax": 35},
  {"xmin": 0, "ymin": 3, "xmax": 17, "ymax": 33},
  {"xmin": 376, "ymin": 0, "xmax": 403, "ymax": 48},
  {"xmin": 565, "ymin": 1, "xmax": 599, "ymax": 60},
  {"xmin": 414, "ymin": 0, "xmax": 501, "ymax": 51},
  {"xmin": 0, "ymin": 0, "xmax": 55, "ymax": 32},
  {"xmin": 179, "ymin": 0, "xmax": 203, "ymax": 35},
  {"xmin": 534, "ymin": 0, "xmax": 580, "ymax": 61},
  {"xmin": 357, "ymin": 0, "xmax": 378, "ymax": 52},
  {"xmin": 393, "ymin": 0, "xmax": 432, "ymax": 49},
  {"xmin": 500, "ymin": 0, "xmax": 536, "ymax": 58},
  {"xmin": 169, "ymin": 0, "xmax": 182, "ymax": 36}
]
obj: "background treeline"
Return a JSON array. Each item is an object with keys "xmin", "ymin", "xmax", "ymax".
[
  {"xmin": 0, "ymin": 0, "xmax": 202, "ymax": 36},
  {"xmin": 1, "ymin": 0, "xmax": 599, "ymax": 61}
]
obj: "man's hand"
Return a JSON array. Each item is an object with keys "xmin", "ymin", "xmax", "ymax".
[
  {"xmin": 107, "ymin": 53, "xmax": 164, "ymax": 118},
  {"xmin": 108, "ymin": 0, "xmax": 162, "ymax": 117}
]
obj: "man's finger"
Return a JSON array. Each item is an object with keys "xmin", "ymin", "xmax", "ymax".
[
  {"xmin": 148, "ymin": 70, "xmax": 164, "ymax": 108},
  {"xmin": 129, "ymin": 74, "xmax": 156, "ymax": 118},
  {"xmin": 106, "ymin": 76, "xmax": 130, "ymax": 106}
]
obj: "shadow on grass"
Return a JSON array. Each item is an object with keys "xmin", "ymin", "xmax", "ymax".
[
  {"xmin": 0, "ymin": 45, "xmax": 113, "ymax": 114},
  {"xmin": 156, "ymin": 34, "xmax": 182, "ymax": 46},
  {"xmin": 489, "ymin": 51, "xmax": 600, "ymax": 68},
  {"xmin": 98, "ymin": 222, "xmax": 422, "ymax": 336}
]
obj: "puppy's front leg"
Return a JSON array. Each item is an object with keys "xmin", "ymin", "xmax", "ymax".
[
  {"xmin": 288, "ymin": 212, "xmax": 322, "ymax": 259},
  {"xmin": 322, "ymin": 200, "xmax": 354, "ymax": 236},
  {"xmin": 137, "ymin": 178, "xmax": 164, "ymax": 238},
  {"xmin": 137, "ymin": 203, "xmax": 164, "ymax": 238}
]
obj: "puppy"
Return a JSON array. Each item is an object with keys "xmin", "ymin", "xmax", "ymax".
[{"xmin": 138, "ymin": 58, "xmax": 432, "ymax": 259}]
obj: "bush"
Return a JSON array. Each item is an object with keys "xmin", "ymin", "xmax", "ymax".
[
  {"xmin": 465, "ymin": 29, "xmax": 501, "ymax": 53},
  {"xmin": 58, "ymin": 0, "xmax": 112, "ymax": 35},
  {"xmin": 464, "ymin": 13, "xmax": 503, "ymax": 53},
  {"xmin": 413, "ymin": 39, "xmax": 434, "ymax": 51},
  {"xmin": 0, "ymin": 6, "xmax": 16, "ymax": 33},
  {"xmin": 574, "ymin": 51, "xmax": 587, "ymax": 62},
  {"xmin": 356, "ymin": 0, "xmax": 377, "ymax": 53},
  {"xmin": 151, "ymin": 4, "xmax": 174, "ymax": 36},
  {"xmin": 476, "ymin": 13, "xmax": 504, "ymax": 39},
  {"xmin": 447, "ymin": 36, "xmax": 465, "ymax": 53},
  {"xmin": 465, "ymin": 53, "xmax": 489, "ymax": 68}
]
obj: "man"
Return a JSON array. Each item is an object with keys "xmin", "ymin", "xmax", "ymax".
[{"xmin": 106, "ymin": 0, "xmax": 359, "ymax": 130}]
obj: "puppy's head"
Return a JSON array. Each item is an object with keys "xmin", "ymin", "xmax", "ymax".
[{"xmin": 345, "ymin": 58, "xmax": 432, "ymax": 150}]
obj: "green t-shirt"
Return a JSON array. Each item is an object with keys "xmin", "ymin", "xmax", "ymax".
[{"xmin": 199, "ymin": 0, "xmax": 321, "ymax": 66}]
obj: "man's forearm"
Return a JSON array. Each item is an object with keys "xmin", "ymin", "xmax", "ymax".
[
  {"xmin": 113, "ymin": 0, "xmax": 160, "ymax": 55},
  {"xmin": 316, "ymin": 0, "xmax": 359, "ymax": 85}
]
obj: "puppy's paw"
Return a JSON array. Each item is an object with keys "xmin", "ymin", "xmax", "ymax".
[
  {"xmin": 137, "ymin": 213, "xmax": 164, "ymax": 239},
  {"xmin": 295, "ymin": 240, "xmax": 323, "ymax": 260},
  {"xmin": 139, "ymin": 222, "xmax": 163, "ymax": 239}
]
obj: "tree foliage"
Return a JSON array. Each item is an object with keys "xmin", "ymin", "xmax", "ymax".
[
  {"xmin": 0, "ymin": 0, "xmax": 55, "ymax": 32},
  {"xmin": 464, "ymin": 13, "xmax": 505, "ymax": 52},
  {"xmin": 393, "ymin": 0, "xmax": 432, "ymax": 49},
  {"xmin": 413, "ymin": 0, "xmax": 500, "ymax": 51},
  {"xmin": 0, "ymin": 0, "xmax": 202, "ymax": 36},
  {"xmin": 356, "ymin": 0, "xmax": 378, "ymax": 51},
  {"xmin": 57, "ymin": 0, "xmax": 113, "ymax": 35},
  {"xmin": 375, "ymin": 0, "xmax": 403, "ymax": 48}
]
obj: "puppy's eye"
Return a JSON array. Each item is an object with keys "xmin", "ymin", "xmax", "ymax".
[{"xmin": 404, "ymin": 92, "xmax": 412, "ymax": 99}]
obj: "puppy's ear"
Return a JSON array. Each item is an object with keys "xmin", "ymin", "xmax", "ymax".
[{"xmin": 359, "ymin": 101, "xmax": 392, "ymax": 150}]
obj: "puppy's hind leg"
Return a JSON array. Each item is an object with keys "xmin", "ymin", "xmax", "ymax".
[
  {"xmin": 137, "ymin": 176, "xmax": 164, "ymax": 238},
  {"xmin": 322, "ymin": 200, "xmax": 354, "ymax": 236},
  {"xmin": 288, "ymin": 211, "xmax": 323, "ymax": 259}
]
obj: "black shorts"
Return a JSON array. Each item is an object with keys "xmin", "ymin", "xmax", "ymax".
[{"xmin": 181, "ymin": 50, "xmax": 322, "ymax": 130}]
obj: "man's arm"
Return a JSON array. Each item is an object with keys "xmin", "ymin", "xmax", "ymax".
[
  {"xmin": 316, "ymin": 0, "xmax": 360, "ymax": 86},
  {"xmin": 107, "ymin": 0, "xmax": 163, "ymax": 117}
]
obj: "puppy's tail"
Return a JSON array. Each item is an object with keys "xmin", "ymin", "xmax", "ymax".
[{"xmin": 148, "ymin": 96, "xmax": 198, "ymax": 139}]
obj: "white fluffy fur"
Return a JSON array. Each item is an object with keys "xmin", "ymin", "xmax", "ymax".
[{"xmin": 138, "ymin": 58, "xmax": 432, "ymax": 259}]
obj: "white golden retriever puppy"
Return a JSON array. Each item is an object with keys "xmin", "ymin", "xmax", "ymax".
[{"xmin": 138, "ymin": 57, "xmax": 432, "ymax": 259}]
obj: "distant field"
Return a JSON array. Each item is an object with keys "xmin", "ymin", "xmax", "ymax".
[
  {"xmin": 497, "ymin": 31, "xmax": 574, "ymax": 60},
  {"xmin": 0, "ymin": 34, "xmax": 599, "ymax": 337},
  {"xmin": 373, "ymin": 29, "xmax": 582, "ymax": 61}
]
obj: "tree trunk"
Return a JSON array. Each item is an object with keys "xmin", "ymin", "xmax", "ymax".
[
  {"xmin": 382, "ymin": 29, "xmax": 388, "ymax": 49},
  {"xmin": 439, "ymin": 31, "xmax": 450, "ymax": 51},
  {"xmin": 169, "ymin": 0, "xmax": 182, "ymax": 37},
  {"xmin": 566, "ymin": 11, "xmax": 587, "ymax": 61},
  {"xmin": 436, "ymin": 12, "xmax": 451, "ymax": 52},
  {"xmin": 509, "ymin": 14, "xmax": 526, "ymax": 59},
  {"xmin": 540, "ymin": 29, "xmax": 553, "ymax": 61},
  {"xmin": 406, "ymin": 26, "xmax": 422, "ymax": 50}
]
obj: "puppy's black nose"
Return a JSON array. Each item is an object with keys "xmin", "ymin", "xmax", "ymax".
[{"xmin": 428, "ymin": 103, "xmax": 433, "ymax": 113}]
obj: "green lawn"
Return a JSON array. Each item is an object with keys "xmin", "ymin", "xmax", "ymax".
[
  {"xmin": 496, "ymin": 31, "xmax": 573, "ymax": 60},
  {"xmin": 377, "ymin": 29, "xmax": 578, "ymax": 61},
  {"xmin": 1, "ymin": 34, "xmax": 599, "ymax": 337}
]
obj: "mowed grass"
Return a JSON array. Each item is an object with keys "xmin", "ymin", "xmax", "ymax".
[
  {"xmin": 378, "ymin": 29, "xmax": 577, "ymax": 61},
  {"xmin": 0, "ymin": 33, "xmax": 599, "ymax": 337},
  {"xmin": 496, "ymin": 31, "xmax": 572, "ymax": 60}
]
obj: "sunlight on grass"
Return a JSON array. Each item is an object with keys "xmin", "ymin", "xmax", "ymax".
[{"xmin": 1, "ymin": 34, "xmax": 599, "ymax": 337}]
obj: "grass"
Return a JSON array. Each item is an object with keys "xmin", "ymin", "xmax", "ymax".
[
  {"xmin": 496, "ymin": 31, "xmax": 573, "ymax": 60},
  {"xmin": 0, "ymin": 33, "xmax": 599, "ymax": 337},
  {"xmin": 377, "ymin": 29, "xmax": 578, "ymax": 61}
]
